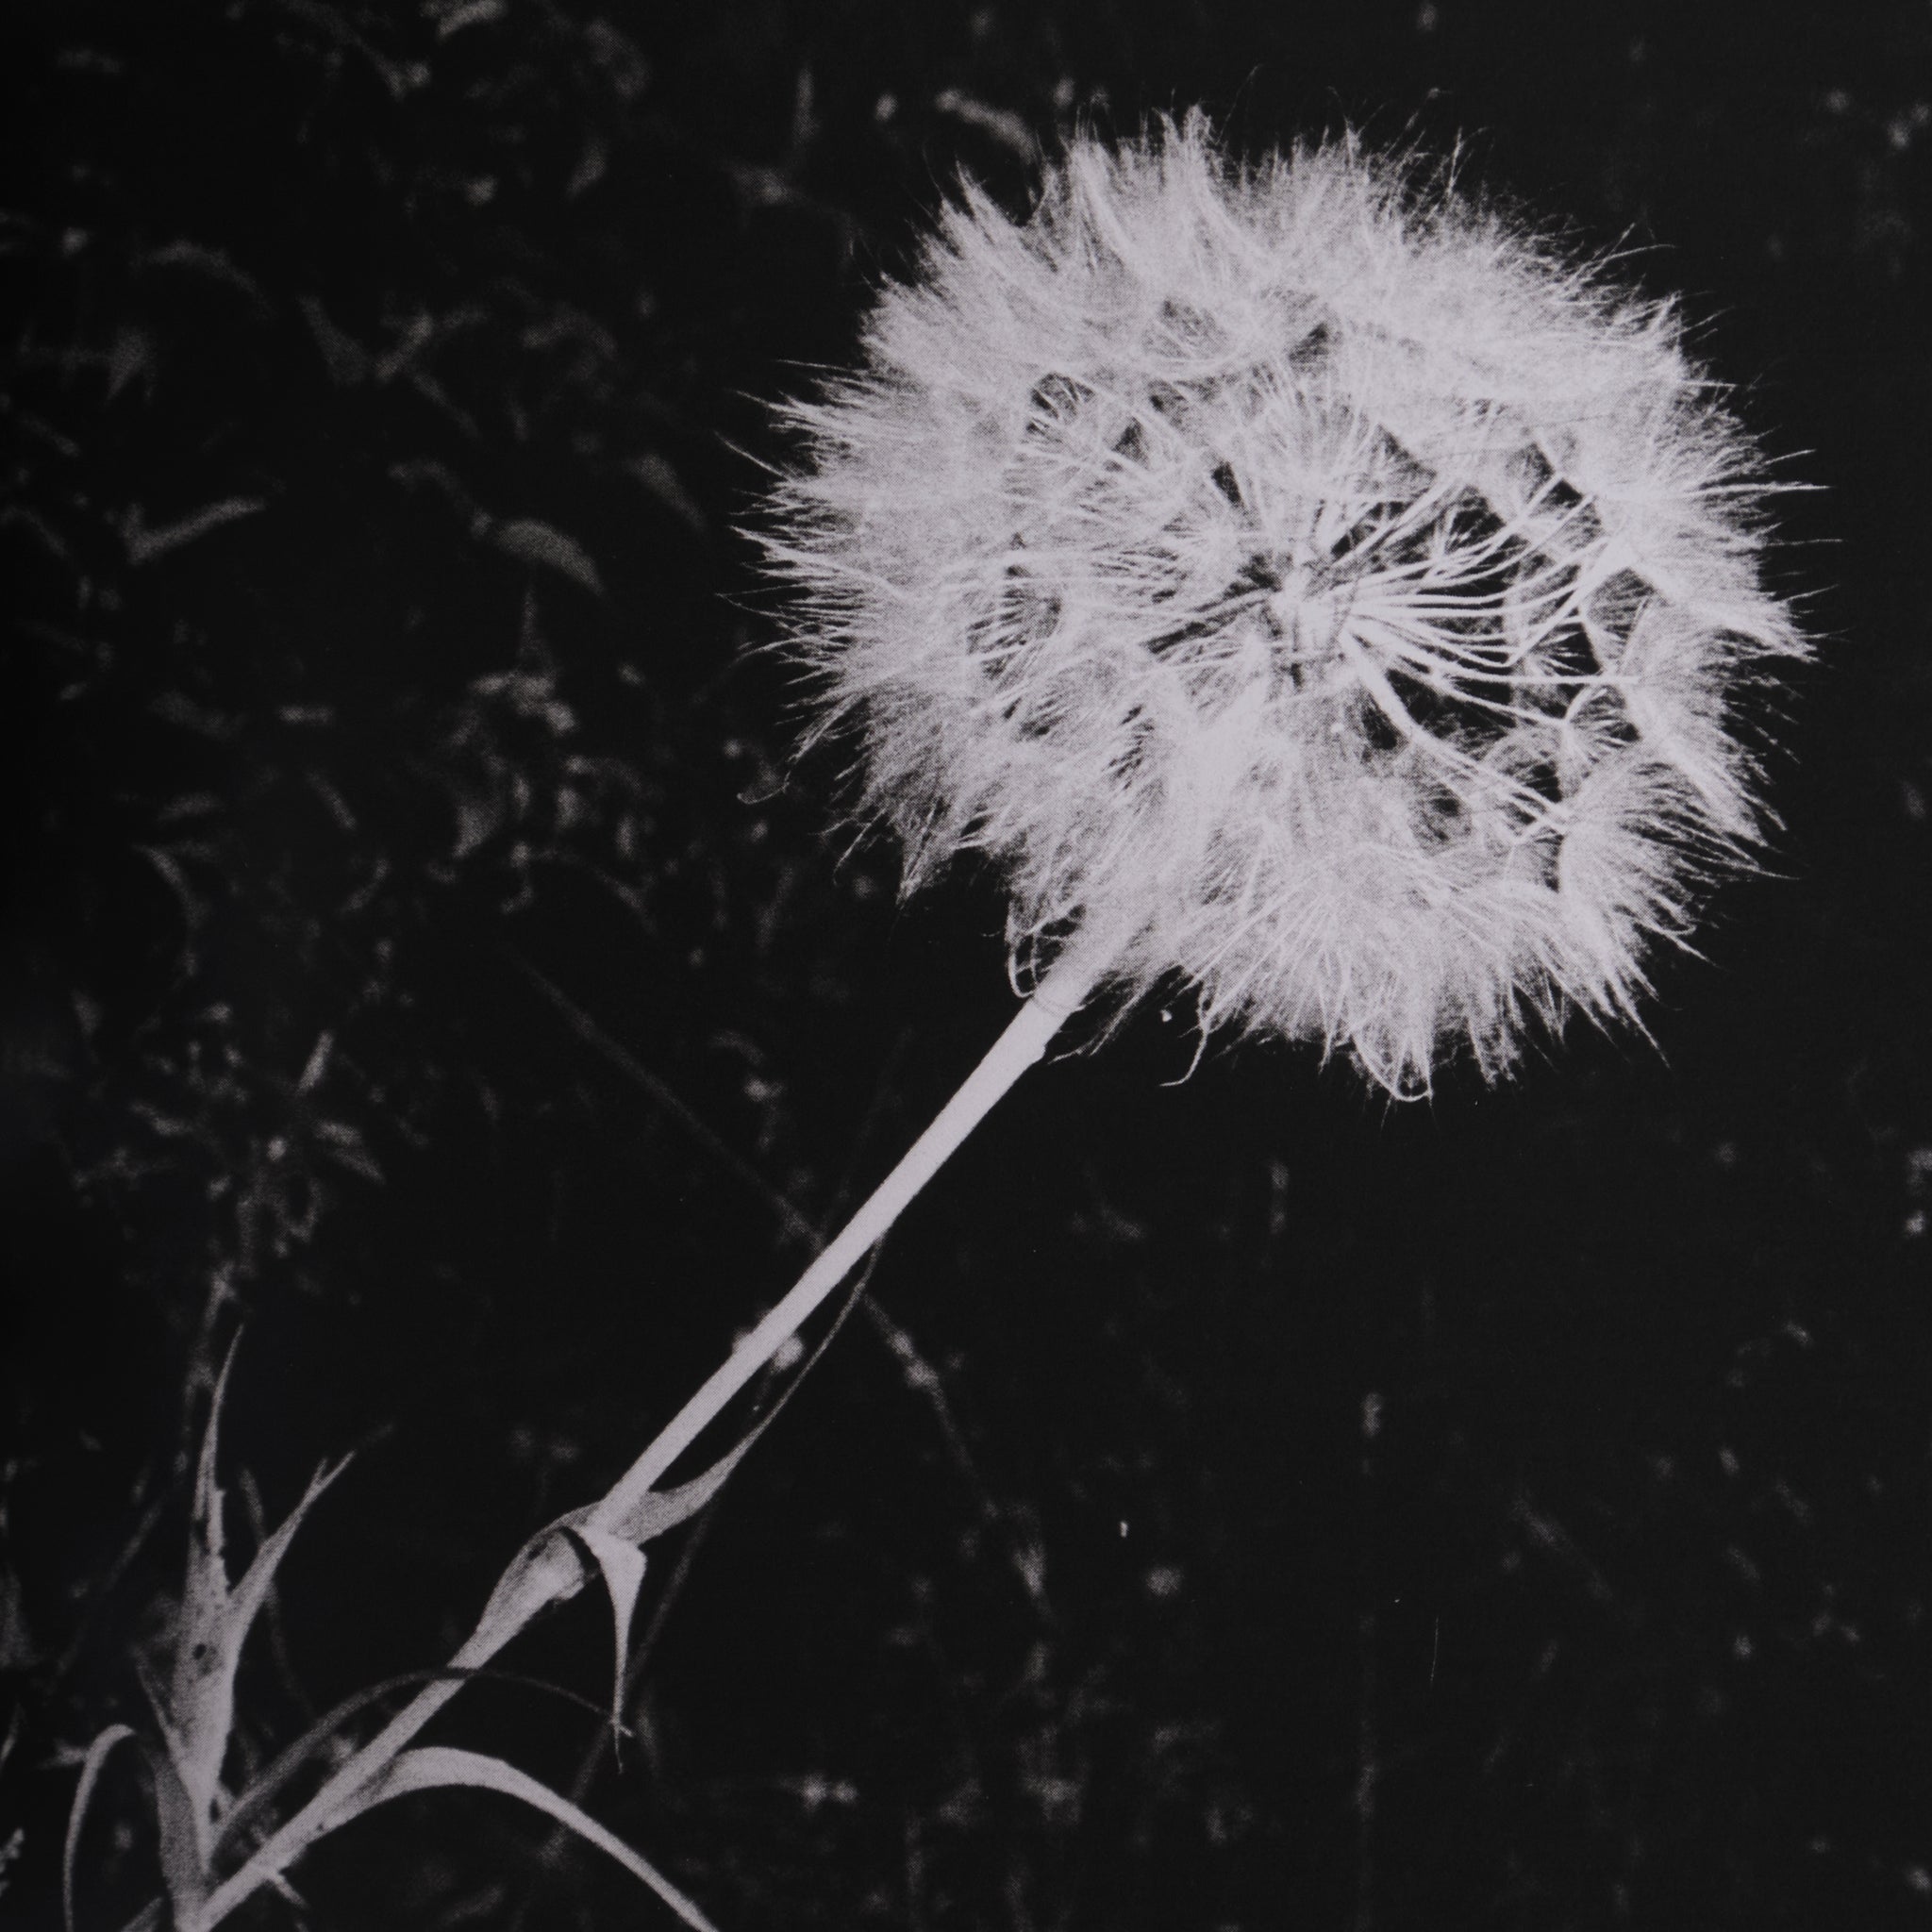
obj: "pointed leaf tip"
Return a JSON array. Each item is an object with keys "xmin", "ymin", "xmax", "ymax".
[{"xmin": 559, "ymin": 1526, "xmax": 647, "ymax": 1755}]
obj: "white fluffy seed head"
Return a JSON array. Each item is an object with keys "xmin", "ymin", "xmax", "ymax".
[{"xmin": 756, "ymin": 113, "xmax": 1806, "ymax": 1097}]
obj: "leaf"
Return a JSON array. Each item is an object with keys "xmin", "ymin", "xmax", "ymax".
[
  {"xmin": 64, "ymin": 1724, "xmax": 136, "ymax": 1932},
  {"xmin": 589, "ymin": 1289, "xmax": 874, "ymax": 1550},
  {"xmin": 451, "ymin": 791, "xmax": 504, "ymax": 859},
  {"xmin": 933, "ymin": 87, "xmax": 1040, "ymax": 161},
  {"xmin": 136, "ymin": 241, "xmax": 268, "ymax": 309},
  {"xmin": 124, "ymin": 498, "xmax": 266, "ymax": 566},
  {"xmin": 149, "ymin": 692, "xmax": 242, "ymax": 740},
  {"xmin": 486, "ymin": 517, "xmax": 604, "ymax": 595},
  {"xmin": 340, "ymin": 1746, "xmax": 722, "ymax": 1932},
  {"xmin": 461, "ymin": 1291, "xmax": 864, "ymax": 1783},
  {"xmin": 627, "ymin": 453, "xmax": 708, "ymax": 537},
  {"xmin": 467, "ymin": 1432, "xmax": 757, "ymax": 1711},
  {"xmin": 134, "ymin": 1697, "xmax": 212, "ymax": 1924},
  {"xmin": 577, "ymin": 1263, "xmax": 874, "ymax": 1556},
  {"xmin": 582, "ymin": 19, "xmax": 651, "ymax": 100},
  {"xmin": 596, "ymin": 1434, "xmax": 755, "ymax": 1546},
  {"xmin": 425, "ymin": 0, "xmax": 508, "ymax": 35},
  {"xmin": 161, "ymin": 1339, "xmax": 350, "ymax": 1879},
  {"xmin": 313, "ymin": 1119, "xmax": 385, "ymax": 1185},
  {"xmin": 558, "ymin": 1526, "xmax": 647, "ymax": 1752},
  {"xmin": 0, "ymin": 503, "xmax": 76, "ymax": 565},
  {"xmin": 297, "ymin": 295, "xmax": 369, "ymax": 386},
  {"xmin": 567, "ymin": 132, "xmax": 609, "ymax": 199},
  {"xmin": 386, "ymin": 457, "xmax": 478, "ymax": 516},
  {"xmin": 106, "ymin": 326, "xmax": 154, "ymax": 402},
  {"xmin": 65, "ymin": 1718, "xmax": 194, "ymax": 1929},
  {"xmin": 215, "ymin": 1665, "xmax": 623, "ymax": 1858},
  {"xmin": 269, "ymin": 0, "xmax": 427, "ymax": 98}
]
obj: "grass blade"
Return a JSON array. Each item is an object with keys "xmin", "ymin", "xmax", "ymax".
[
  {"xmin": 339, "ymin": 1745, "xmax": 721, "ymax": 1931},
  {"xmin": 64, "ymin": 1724, "xmax": 137, "ymax": 1932}
]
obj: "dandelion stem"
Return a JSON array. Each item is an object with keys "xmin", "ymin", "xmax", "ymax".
[
  {"xmin": 194, "ymin": 918, "xmax": 1124, "ymax": 1927},
  {"xmin": 596, "ymin": 912, "xmax": 1125, "ymax": 1526}
]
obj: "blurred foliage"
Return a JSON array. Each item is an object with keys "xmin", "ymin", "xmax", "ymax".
[{"xmin": 1, "ymin": 1, "xmax": 1928, "ymax": 1928}]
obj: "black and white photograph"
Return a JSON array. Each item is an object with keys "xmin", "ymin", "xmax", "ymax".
[{"xmin": 2, "ymin": 3, "xmax": 1927, "ymax": 1927}]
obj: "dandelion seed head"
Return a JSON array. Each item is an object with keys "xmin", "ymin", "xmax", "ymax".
[{"xmin": 757, "ymin": 114, "xmax": 1805, "ymax": 1096}]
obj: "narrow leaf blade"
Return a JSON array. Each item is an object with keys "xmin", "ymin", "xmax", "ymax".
[
  {"xmin": 559, "ymin": 1526, "xmax": 647, "ymax": 1750},
  {"xmin": 64, "ymin": 1724, "xmax": 137, "ymax": 1932},
  {"xmin": 345, "ymin": 1745, "xmax": 721, "ymax": 1932}
]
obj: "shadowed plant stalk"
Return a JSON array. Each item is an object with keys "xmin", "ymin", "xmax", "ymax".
[{"xmin": 73, "ymin": 112, "xmax": 1806, "ymax": 1930}]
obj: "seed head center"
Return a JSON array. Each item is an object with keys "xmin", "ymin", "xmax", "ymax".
[{"xmin": 1268, "ymin": 565, "xmax": 1344, "ymax": 663}]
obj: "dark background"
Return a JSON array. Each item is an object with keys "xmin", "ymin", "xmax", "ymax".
[{"xmin": 1, "ymin": 2, "xmax": 1927, "ymax": 1927}]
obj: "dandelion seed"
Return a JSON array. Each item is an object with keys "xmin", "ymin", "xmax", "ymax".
[{"xmin": 760, "ymin": 113, "xmax": 1805, "ymax": 1094}]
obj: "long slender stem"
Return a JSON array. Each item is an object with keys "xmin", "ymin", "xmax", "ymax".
[
  {"xmin": 595, "ymin": 921, "xmax": 1121, "ymax": 1527},
  {"xmin": 197, "ymin": 924, "xmax": 1123, "ymax": 1926}
]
